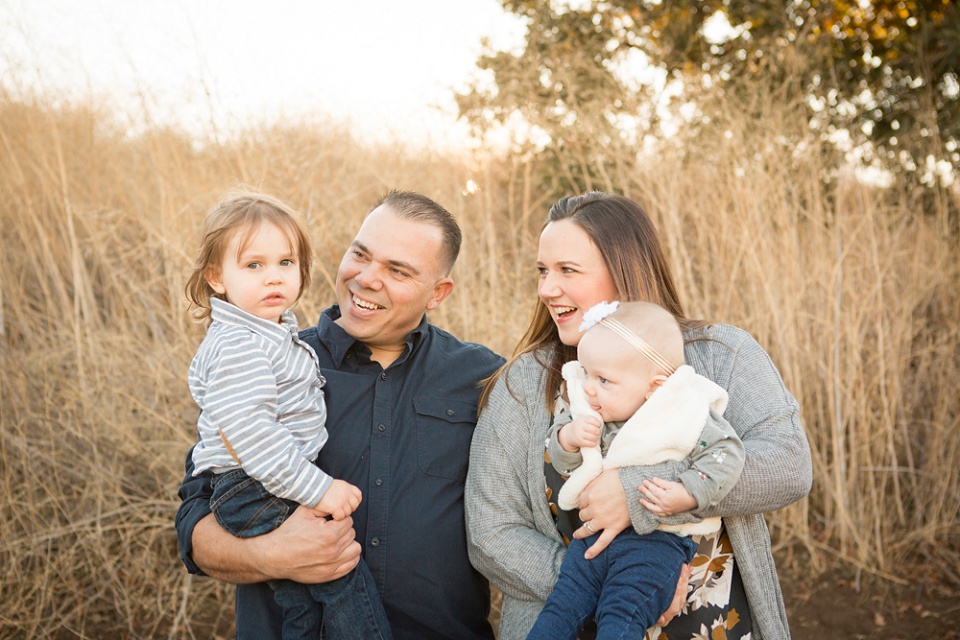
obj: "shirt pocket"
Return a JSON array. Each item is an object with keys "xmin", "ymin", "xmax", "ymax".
[{"xmin": 414, "ymin": 396, "xmax": 478, "ymax": 481}]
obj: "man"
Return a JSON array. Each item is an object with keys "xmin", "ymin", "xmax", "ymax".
[{"xmin": 176, "ymin": 190, "xmax": 505, "ymax": 639}]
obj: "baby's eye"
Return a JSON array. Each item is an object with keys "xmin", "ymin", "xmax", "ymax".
[
  {"xmin": 280, "ymin": 259, "xmax": 294, "ymax": 267},
  {"xmin": 246, "ymin": 262, "xmax": 262, "ymax": 270},
  {"xmin": 598, "ymin": 377, "xmax": 609, "ymax": 384}
]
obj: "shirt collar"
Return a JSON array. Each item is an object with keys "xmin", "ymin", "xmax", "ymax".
[
  {"xmin": 209, "ymin": 297, "xmax": 299, "ymax": 344},
  {"xmin": 316, "ymin": 305, "xmax": 429, "ymax": 367}
]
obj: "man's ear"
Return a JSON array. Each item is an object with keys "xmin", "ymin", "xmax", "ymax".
[
  {"xmin": 645, "ymin": 374, "xmax": 669, "ymax": 400},
  {"xmin": 425, "ymin": 277, "xmax": 454, "ymax": 311},
  {"xmin": 205, "ymin": 268, "xmax": 226, "ymax": 295}
]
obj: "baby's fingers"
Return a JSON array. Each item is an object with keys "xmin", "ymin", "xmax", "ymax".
[
  {"xmin": 640, "ymin": 498, "xmax": 666, "ymax": 515},
  {"xmin": 648, "ymin": 477, "xmax": 675, "ymax": 490},
  {"xmin": 640, "ymin": 480, "xmax": 663, "ymax": 503}
]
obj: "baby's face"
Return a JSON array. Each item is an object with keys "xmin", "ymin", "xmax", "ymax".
[{"xmin": 577, "ymin": 328, "xmax": 656, "ymax": 423}]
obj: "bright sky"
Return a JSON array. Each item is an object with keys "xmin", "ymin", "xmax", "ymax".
[{"xmin": 0, "ymin": 0, "xmax": 524, "ymax": 148}]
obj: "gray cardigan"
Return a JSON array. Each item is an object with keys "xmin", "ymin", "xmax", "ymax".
[{"xmin": 465, "ymin": 323, "xmax": 812, "ymax": 640}]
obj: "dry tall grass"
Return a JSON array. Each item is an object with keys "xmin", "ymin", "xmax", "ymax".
[{"xmin": 1, "ymin": 88, "xmax": 957, "ymax": 638}]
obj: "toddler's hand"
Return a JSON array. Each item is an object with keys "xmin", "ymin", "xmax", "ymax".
[
  {"xmin": 639, "ymin": 477, "xmax": 697, "ymax": 516},
  {"xmin": 314, "ymin": 479, "xmax": 362, "ymax": 520},
  {"xmin": 559, "ymin": 415, "xmax": 603, "ymax": 452}
]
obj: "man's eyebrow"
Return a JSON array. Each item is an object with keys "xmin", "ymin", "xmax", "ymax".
[
  {"xmin": 386, "ymin": 258, "xmax": 421, "ymax": 276},
  {"xmin": 353, "ymin": 240, "xmax": 421, "ymax": 276}
]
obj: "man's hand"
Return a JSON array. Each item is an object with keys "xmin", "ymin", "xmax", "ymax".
[
  {"xmin": 254, "ymin": 506, "xmax": 361, "ymax": 583},
  {"xmin": 192, "ymin": 507, "xmax": 361, "ymax": 585},
  {"xmin": 313, "ymin": 479, "xmax": 362, "ymax": 520},
  {"xmin": 571, "ymin": 468, "xmax": 630, "ymax": 559},
  {"xmin": 639, "ymin": 477, "xmax": 697, "ymax": 516},
  {"xmin": 558, "ymin": 415, "xmax": 603, "ymax": 452}
]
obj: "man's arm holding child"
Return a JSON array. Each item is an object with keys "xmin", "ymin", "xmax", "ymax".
[
  {"xmin": 176, "ymin": 446, "xmax": 360, "ymax": 585},
  {"xmin": 191, "ymin": 510, "xmax": 360, "ymax": 584}
]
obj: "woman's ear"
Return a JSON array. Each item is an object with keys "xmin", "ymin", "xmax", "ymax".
[
  {"xmin": 205, "ymin": 268, "xmax": 226, "ymax": 295},
  {"xmin": 645, "ymin": 374, "xmax": 669, "ymax": 400}
]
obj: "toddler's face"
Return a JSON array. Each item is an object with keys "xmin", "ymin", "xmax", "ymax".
[
  {"xmin": 577, "ymin": 327, "xmax": 657, "ymax": 423},
  {"xmin": 207, "ymin": 221, "xmax": 302, "ymax": 323}
]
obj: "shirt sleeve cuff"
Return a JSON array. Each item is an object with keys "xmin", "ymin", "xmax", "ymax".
[
  {"xmin": 175, "ymin": 456, "xmax": 214, "ymax": 576},
  {"xmin": 678, "ymin": 468, "xmax": 713, "ymax": 513}
]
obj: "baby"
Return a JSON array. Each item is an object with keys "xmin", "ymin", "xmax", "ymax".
[{"xmin": 528, "ymin": 300, "xmax": 745, "ymax": 640}]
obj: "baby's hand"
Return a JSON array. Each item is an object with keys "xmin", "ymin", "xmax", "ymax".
[
  {"xmin": 313, "ymin": 479, "xmax": 362, "ymax": 520},
  {"xmin": 639, "ymin": 478, "xmax": 697, "ymax": 516},
  {"xmin": 559, "ymin": 415, "xmax": 603, "ymax": 452}
]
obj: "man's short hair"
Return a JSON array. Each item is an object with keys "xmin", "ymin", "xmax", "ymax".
[{"xmin": 373, "ymin": 190, "xmax": 461, "ymax": 274}]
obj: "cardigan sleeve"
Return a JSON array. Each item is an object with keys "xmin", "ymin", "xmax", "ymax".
[
  {"xmin": 686, "ymin": 325, "xmax": 812, "ymax": 518},
  {"xmin": 465, "ymin": 356, "xmax": 566, "ymax": 603}
]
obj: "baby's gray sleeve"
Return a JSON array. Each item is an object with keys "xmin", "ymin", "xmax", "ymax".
[
  {"xmin": 678, "ymin": 409, "xmax": 746, "ymax": 514},
  {"xmin": 546, "ymin": 415, "xmax": 583, "ymax": 475}
]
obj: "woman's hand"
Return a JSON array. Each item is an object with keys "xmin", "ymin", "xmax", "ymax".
[
  {"xmin": 571, "ymin": 468, "xmax": 630, "ymax": 559},
  {"xmin": 657, "ymin": 562, "xmax": 693, "ymax": 626}
]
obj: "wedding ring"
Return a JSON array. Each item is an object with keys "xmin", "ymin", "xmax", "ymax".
[{"xmin": 584, "ymin": 520, "xmax": 595, "ymax": 533}]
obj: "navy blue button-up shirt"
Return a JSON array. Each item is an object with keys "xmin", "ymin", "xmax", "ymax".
[{"xmin": 176, "ymin": 306, "xmax": 504, "ymax": 640}]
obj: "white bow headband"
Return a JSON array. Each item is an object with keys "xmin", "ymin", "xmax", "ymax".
[{"xmin": 579, "ymin": 301, "xmax": 677, "ymax": 376}]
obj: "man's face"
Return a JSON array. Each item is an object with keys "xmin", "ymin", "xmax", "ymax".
[{"xmin": 335, "ymin": 205, "xmax": 453, "ymax": 364}]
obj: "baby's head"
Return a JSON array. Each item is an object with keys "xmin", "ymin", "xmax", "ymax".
[
  {"xmin": 576, "ymin": 301, "xmax": 685, "ymax": 422},
  {"xmin": 185, "ymin": 188, "xmax": 313, "ymax": 323}
]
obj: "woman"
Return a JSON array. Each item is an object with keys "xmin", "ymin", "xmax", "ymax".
[{"xmin": 465, "ymin": 192, "xmax": 811, "ymax": 640}]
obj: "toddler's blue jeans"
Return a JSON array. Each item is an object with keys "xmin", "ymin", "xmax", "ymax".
[{"xmin": 212, "ymin": 469, "xmax": 392, "ymax": 640}]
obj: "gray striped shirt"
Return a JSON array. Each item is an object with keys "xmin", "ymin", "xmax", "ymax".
[{"xmin": 189, "ymin": 297, "xmax": 332, "ymax": 507}]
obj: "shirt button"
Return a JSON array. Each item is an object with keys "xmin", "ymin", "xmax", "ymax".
[
  {"xmin": 375, "ymin": 478, "xmax": 383, "ymax": 487},
  {"xmin": 380, "ymin": 372, "xmax": 387, "ymax": 381},
  {"xmin": 371, "ymin": 537, "xmax": 381, "ymax": 547},
  {"xmin": 378, "ymin": 423, "xmax": 386, "ymax": 432},
  {"xmin": 446, "ymin": 409, "xmax": 455, "ymax": 416}
]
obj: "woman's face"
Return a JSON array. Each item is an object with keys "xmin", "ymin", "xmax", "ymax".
[{"xmin": 537, "ymin": 219, "xmax": 619, "ymax": 346}]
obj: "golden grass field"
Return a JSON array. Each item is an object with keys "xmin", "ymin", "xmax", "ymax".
[{"xmin": 1, "ymin": 89, "xmax": 958, "ymax": 638}]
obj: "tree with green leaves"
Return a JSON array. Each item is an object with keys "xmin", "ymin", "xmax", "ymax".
[{"xmin": 459, "ymin": 0, "xmax": 959, "ymax": 188}]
